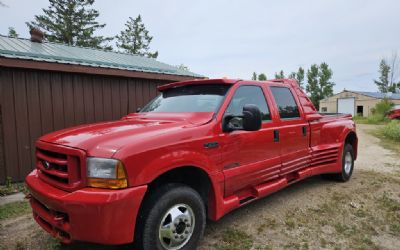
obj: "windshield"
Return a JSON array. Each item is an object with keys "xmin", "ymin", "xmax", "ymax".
[{"xmin": 141, "ymin": 84, "xmax": 231, "ymax": 113}]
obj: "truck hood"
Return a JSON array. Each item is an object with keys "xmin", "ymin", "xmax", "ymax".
[{"xmin": 39, "ymin": 112, "xmax": 214, "ymax": 158}]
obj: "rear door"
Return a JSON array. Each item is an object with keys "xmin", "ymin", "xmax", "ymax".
[
  {"xmin": 221, "ymin": 84, "xmax": 281, "ymax": 197},
  {"xmin": 269, "ymin": 86, "xmax": 310, "ymax": 176}
]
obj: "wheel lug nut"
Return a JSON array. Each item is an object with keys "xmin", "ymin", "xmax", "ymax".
[
  {"xmin": 185, "ymin": 230, "xmax": 189, "ymax": 234},
  {"xmin": 180, "ymin": 235, "xmax": 184, "ymax": 239}
]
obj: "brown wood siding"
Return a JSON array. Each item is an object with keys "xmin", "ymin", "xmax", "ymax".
[{"xmin": 0, "ymin": 67, "xmax": 168, "ymax": 183}]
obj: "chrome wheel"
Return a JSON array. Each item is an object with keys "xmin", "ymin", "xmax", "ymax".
[
  {"xmin": 158, "ymin": 203, "xmax": 195, "ymax": 250},
  {"xmin": 344, "ymin": 151, "xmax": 353, "ymax": 175}
]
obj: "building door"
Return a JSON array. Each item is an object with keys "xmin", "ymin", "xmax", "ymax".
[
  {"xmin": 338, "ymin": 98, "xmax": 355, "ymax": 116},
  {"xmin": 357, "ymin": 106, "xmax": 364, "ymax": 116}
]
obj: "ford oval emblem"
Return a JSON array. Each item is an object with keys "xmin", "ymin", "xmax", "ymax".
[{"xmin": 42, "ymin": 161, "xmax": 51, "ymax": 170}]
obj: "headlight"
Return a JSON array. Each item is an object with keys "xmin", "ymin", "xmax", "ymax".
[{"xmin": 87, "ymin": 157, "xmax": 128, "ymax": 189}]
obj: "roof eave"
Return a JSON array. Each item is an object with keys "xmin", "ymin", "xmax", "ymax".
[{"xmin": 0, "ymin": 57, "xmax": 205, "ymax": 82}]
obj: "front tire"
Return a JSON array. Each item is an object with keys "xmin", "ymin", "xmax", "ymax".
[{"xmin": 135, "ymin": 184, "xmax": 206, "ymax": 250}]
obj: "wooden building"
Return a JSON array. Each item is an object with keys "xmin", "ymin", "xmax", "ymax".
[{"xmin": 0, "ymin": 35, "xmax": 203, "ymax": 183}]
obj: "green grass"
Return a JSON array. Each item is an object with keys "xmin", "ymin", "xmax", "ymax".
[
  {"xmin": 370, "ymin": 129, "xmax": 400, "ymax": 155},
  {"xmin": 0, "ymin": 180, "xmax": 29, "ymax": 196},
  {"xmin": 0, "ymin": 201, "xmax": 31, "ymax": 220},
  {"xmin": 382, "ymin": 120, "xmax": 400, "ymax": 142},
  {"xmin": 214, "ymin": 228, "xmax": 253, "ymax": 250}
]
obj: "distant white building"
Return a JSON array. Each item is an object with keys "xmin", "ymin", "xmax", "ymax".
[{"xmin": 319, "ymin": 90, "xmax": 400, "ymax": 117}]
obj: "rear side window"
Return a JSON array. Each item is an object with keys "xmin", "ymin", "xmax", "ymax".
[
  {"xmin": 225, "ymin": 85, "xmax": 271, "ymax": 120},
  {"xmin": 270, "ymin": 87, "xmax": 300, "ymax": 119}
]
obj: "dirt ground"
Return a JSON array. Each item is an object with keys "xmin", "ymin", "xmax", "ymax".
[{"xmin": 1, "ymin": 124, "xmax": 399, "ymax": 250}]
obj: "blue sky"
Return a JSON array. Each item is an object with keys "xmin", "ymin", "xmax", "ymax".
[{"xmin": 1, "ymin": 0, "xmax": 399, "ymax": 92}]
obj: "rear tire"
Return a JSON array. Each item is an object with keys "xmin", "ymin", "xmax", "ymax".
[
  {"xmin": 135, "ymin": 184, "xmax": 206, "ymax": 250},
  {"xmin": 324, "ymin": 143, "xmax": 354, "ymax": 182}
]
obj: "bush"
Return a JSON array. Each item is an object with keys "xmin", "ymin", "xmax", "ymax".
[
  {"xmin": 371, "ymin": 98, "xmax": 394, "ymax": 116},
  {"xmin": 367, "ymin": 114, "xmax": 387, "ymax": 124},
  {"xmin": 367, "ymin": 98, "xmax": 395, "ymax": 124},
  {"xmin": 382, "ymin": 120, "xmax": 400, "ymax": 141}
]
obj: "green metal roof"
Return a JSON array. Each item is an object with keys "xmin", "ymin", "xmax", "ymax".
[{"xmin": 0, "ymin": 35, "xmax": 203, "ymax": 78}]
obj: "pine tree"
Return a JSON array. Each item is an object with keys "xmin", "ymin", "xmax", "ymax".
[
  {"xmin": 8, "ymin": 27, "xmax": 18, "ymax": 38},
  {"xmin": 252, "ymin": 72, "xmax": 257, "ymax": 80},
  {"xmin": 258, "ymin": 73, "xmax": 267, "ymax": 81},
  {"xmin": 116, "ymin": 15, "xmax": 158, "ymax": 58},
  {"xmin": 306, "ymin": 63, "xmax": 334, "ymax": 110},
  {"xmin": 274, "ymin": 70, "xmax": 285, "ymax": 79},
  {"xmin": 26, "ymin": 0, "xmax": 112, "ymax": 50}
]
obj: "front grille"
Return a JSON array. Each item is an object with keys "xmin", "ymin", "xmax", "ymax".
[{"xmin": 36, "ymin": 141, "xmax": 86, "ymax": 192}]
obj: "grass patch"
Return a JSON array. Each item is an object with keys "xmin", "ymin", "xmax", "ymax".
[
  {"xmin": 257, "ymin": 217, "xmax": 277, "ymax": 233},
  {"xmin": 369, "ymin": 129, "xmax": 400, "ymax": 155},
  {"xmin": 382, "ymin": 120, "xmax": 400, "ymax": 141},
  {"xmin": 0, "ymin": 201, "xmax": 31, "ymax": 220},
  {"xmin": 215, "ymin": 228, "xmax": 253, "ymax": 250},
  {"xmin": 0, "ymin": 180, "xmax": 28, "ymax": 196}
]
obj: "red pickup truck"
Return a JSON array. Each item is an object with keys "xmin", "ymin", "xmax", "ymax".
[
  {"xmin": 26, "ymin": 78, "xmax": 357, "ymax": 250},
  {"xmin": 387, "ymin": 108, "xmax": 400, "ymax": 120}
]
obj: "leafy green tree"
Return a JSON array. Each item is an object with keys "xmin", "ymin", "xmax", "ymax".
[
  {"xmin": 374, "ymin": 59, "xmax": 391, "ymax": 93},
  {"xmin": 274, "ymin": 70, "xmax": 285, "ymax": 79},
  {"xmin": 252, "ymin": 72, "xmax": 257, "ymax": 80},
  {"xmin": 27, "ymin": 0, "xmax": 112, "ymax": 50},
  {"xmin": 116, "ymin": 15, "xmax": 158, "ymax": 58},
  {"xmin": 296, "ymin": 67, "xmax": 305, "ymax": 87},
  {"xmin": 306, "ymin": 63, "xmax": 334, "ymax": 110},
  {"xmin": 8, "ymin": 27, "xmax": 18, "ymax": 38},
  {"xmin": 258, "ymin": 73, "xmax": 267, "ymax": 81},
  {"xmin": 306, "ymin": 64, "xmax": 319, "ymax": 107}
]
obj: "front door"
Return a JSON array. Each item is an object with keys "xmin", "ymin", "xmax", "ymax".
[{"xmin": 221, "ymin": 84, "xmax": 281, "ymax": 197}]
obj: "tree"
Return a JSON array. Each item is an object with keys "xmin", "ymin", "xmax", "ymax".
[
  {"xmin": 116, "ymin": 15, "xmax": 158, "ymax": 58},
  {"xmin": 26, "ymin": 0, "xmax": 112, "ymax": 50},
  {"xmin": 8, "ymin": 27, "xmax": 18, "ymax": 38},
  {"xmin": 374, "ymin": 59, "xmax": 391, "ymax": 93},
  {"xmin": 306, "ymin": 63, "xmax": 334, "ymax": 110},
  {"xmin": 258, "ymin": 73, "xmax": 267, "ymax": 81},
  {"xmin": 388, "ymin": 52, "xmax": 400, "ymax": 92},
  {"xmin": 289, "ymin": 67, "xmax": 305, "ymax": 88},
  {"xmin": 252, "ymin": 72, "xmax": 257, "ymax": 80},
  {"xmin": 274, "ymin": 70, "xmax": 285, "ymax": 79}
]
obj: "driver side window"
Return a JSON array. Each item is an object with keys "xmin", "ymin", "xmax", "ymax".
[{"xmin": 225, "ymin": 85, "xmax": 271, "ymax": 121}]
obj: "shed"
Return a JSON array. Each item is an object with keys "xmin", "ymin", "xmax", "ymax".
[
  {"xmin": 319, "ymin": 90, "xmax": 400, "ymax": 117},
  {"xmin": 0, "ymin": 35, "xmax": 203, "ymax": 183}
]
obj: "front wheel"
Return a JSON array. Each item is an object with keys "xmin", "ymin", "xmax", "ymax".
[{"xmin": 136, "ymin": 184, "xmax": 206, "ymax": 250}]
